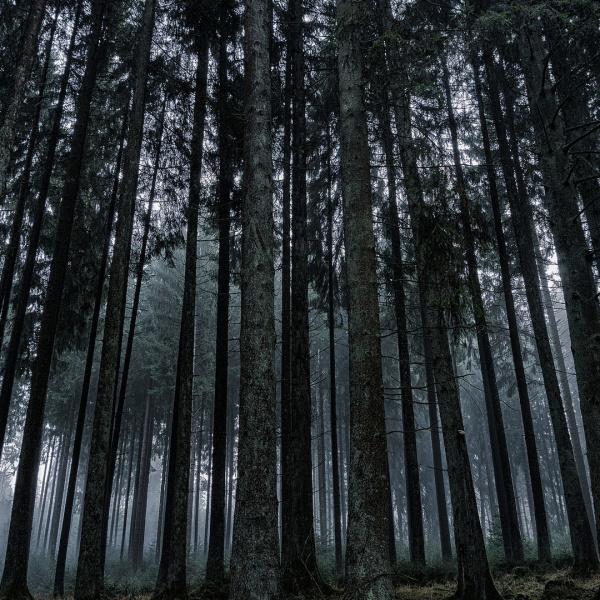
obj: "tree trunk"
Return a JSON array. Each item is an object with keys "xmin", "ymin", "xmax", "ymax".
[
  {"xmin": 0, "ymin": 2, "xmax": 111, "ymax": 597},
  {"xmin": 441, "ymin": 56, "xmax": 524, "ymax": 564},
  {"xmin": 48, "ymin": 397, "xmax": 76, "ymax": 558},
  {"xmin": 205, "ymin": 13, "xmax": 233, "ymax": 581},
  {"xmin": 53, "ymin": 95, "xmax": 128, "ymax": 598},
  {"xmin": 517, "ymin": 22, "xmax": 600, "ymax": 561},
  {"xmin": 281, "ymin": 0, "xmax": 322, "ymax": 589},
  {"xmin": 228, "ymin": 0, "xmax": 281, "ymax": 593},
  {"xmin": 378, "ymin": 99, "xmax": 426, "ymax": 566},
  {"xmin": 74, "ymin": 1, "xmax": 156, "ymax": 597},
  {"xmin": 535, "ymin": 239, "xmax": 596, "ymax": 546},
  {"xmin": 470, "ymin": 57, "xmax": 551, "ymax": 563},
  {"xmin": 131, "ymin": 392, "xmax": 155, "ymax": 572},
  {"xmin": 154, "ymin": 26, "xmax": 209, "ymax": 600},
  {"xmin": 336, "ymin": 1, "xmax": 393, "ymax": 597},
  {"xmin": 0, "ymin": 0, "xmax": 48, "ymax": 195},
  {"xmin": 420, "ymin": 304, "xmax": 453, "ymax": 561},
  {"xmin": 326, "ymin": 125, "xmax": 344, "ymax": 575},
  {"xmin": 121, "ymin": 418, "xmax": 138, "ymax": 561}
]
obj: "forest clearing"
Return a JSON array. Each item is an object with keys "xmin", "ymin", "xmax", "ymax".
[{"xmin": 1, "ymin": 0, "xmax": 600, "ymax": 598}]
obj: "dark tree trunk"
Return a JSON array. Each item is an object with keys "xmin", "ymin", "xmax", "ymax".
[
  {"xmin": 74, "ymin": 1, "xmax": 156, "ymax": 597},
  {"xmin": 193, "ymin": 396, "xmax": 204, "ymax": 554},
  {"xmin": 36, "ymin": 438, "xmax": 57, "ymax": 550},
  {"xmin": 378, "ymin": 101, "xmax": 426, "ymax": 566},
  {"xmin": 154, "ymin": 27, "xmax": 209, "ymax": 600},
  {"xmin": 470, "ymin": 58, "xmax": 552, "ymax": 563},
  {"xmin": 281, "ymin": 0, "xmax": 322, "ymax": 589},
  {"xmin": 48, "ymin": 398, "xmax": 76, "ymax": 558},
  {"xmin": 420, "ymin": 305, "xmax": 453, "ymax": 561},
  {"xmin": 121, "ymin": 418, "xmax": 138, "ymax": 561},
  {"xmin": 441, "ymin": 56, "xmax": 524, "ymax": 564},
  {"xmin": 486, "ymin": 39, "xmax": 598, "ymax": 571},
  {"xmin": 205, "ymin": 13, "xmax": 233, "ymax": 581},
  {"xmin": 156, "ymin": 423, "xmax": 169, "ymax": 562},
  {"xmin": 110, "ymin": 427, "xmax": 127, "ymax": 548},
  {"xmin": 516, "ymin": 23, "xmax": 600, "ymax": 565},
  {"xmin": 0, "ymin": 0, "xmax": 48, "ymax": 194},
  {"xmin": 535, "ymin": 239, "xmax": 596, "ymax": 545},
  {"xmin": 0, "ymin": 2, "xmax": 111, "ymax": 597},
  {"xmin": 422, "ymin": 272, "xmax": 501, "ymax": 600},
  {"xmin": 336, "ymin": 0, "xmax": 393, "ymax": 596},
  {"xmin": 228, "ymin": 0, "xmax": 281, "ymax": 593},
  {"xmin": 54, "ymin": 97, "xmax": 128, "ymax": 598},
  {"xmin": 0, "ymin": 0, "xmax": 84, "ymax": 463},
  {"xmin": 131, "ymin": 392, "xmax": 155, "ymax": 571},
  {"xmin": 326, "ymin": 125, "xmax": 343, "ymax": 575},
  {"xmin": 204, "ymin": 398, "xmax": 214, "ymax": 556}
]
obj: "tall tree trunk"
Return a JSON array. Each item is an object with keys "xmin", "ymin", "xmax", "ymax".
[
  {"xmin": 205, "ymin": 13, "xmax": 233, "ymax": 581},
  {"xmin": 378, "ymin": 101, "xmax": 426, "ymax": 566},
  {"xmin": 281, "ymin": 0, "xmax": 322, "ymax": 589},
  {"xmin": 420, "ymin": 304, "xmax": 453, "ymax": 561},
  {"xmin": 53, "ymin": 96, "xmax": 128, "ymax": 597},
  {"xmin": 156, "ymin": 423, "xmax": 169, "ymax": 562},
  {"xmin": 0, "ymin": 0, "xmax": 84, "ymax": 462},
  {"xmin": 74, "ymin": 1, "xmax": 156, "ymax": 597},
  {"xmin": 154, "ymin": 27, "xmax": 209, "ymax": 600},
  {"xmin": 48, "ymin": 397, "xmax": 76, "ymax": 558},
  {"xmin": 470, "ymin": 58, "xmax": 552, "ymax": 562},
  {"xmin": 0, "ymin": 0, "xmax": 48, "ymax": 195},
  {"xmin": 534, "ymin": 238, "xmax": 596, "ymax": 545},
  {"xmin": 43, "ymin": 434, "xmax": 65, "ymax": 553},
  {"xmin": 36, "ymin": 438, "xmax": 57, "ymax": 550},
  {"xmin": 0, "ymin": 2, "xmax": 111, "ymax": 597},
  {"xmin": 121, "ymin": 418, "xmax": 138, "ymax": 561},
  {"xmin": 228, "ymin": 0, "xmax": 281, "ymax": 593},
  {"xmin": 110, "ymin": 427, "xmax": 127, "ymax": 548},
  {"xmin": 204, "ymin": 398, "xmax": 214, "ymax": 556},
  {"xmin": 336, "ymin": 0, "xmax": 393, "ymax": 596},
  {"xmin": 193, "ymin": 396, "xmax": 204, "ymax": 554},
  {"xmin": 326, "ymin": 125, "xmax": 343, "ymax": 575},
  {"xmin": 517, "ymin": 21, "xmax": 600, "ymax": 563},
  {"xmin": 131, "ymin": 392, "xmax": 155, "ymax": 572},
  {"xmin": 441, "ymin": 56, "xmax": 524, "ymax": 564}
]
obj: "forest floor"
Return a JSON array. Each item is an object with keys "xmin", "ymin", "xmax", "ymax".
[{"xmin": 183, "ymin": 567, "xmax": 600, "ymax": 600}]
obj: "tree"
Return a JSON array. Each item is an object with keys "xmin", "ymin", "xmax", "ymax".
[
  {"xmin": 74, "ymin": 1, "xmax": 156, "ymax": 597},
  {"xmin": 154, "ymin": 17, "xmax": 211, "ymax": 599},
  {"xmin": 336, "ymin": 0, "xmax": 394, "ymax": 596},
  {"xmin": 228, "ymin": 0, "xmax": 282, "ymax": 594}
]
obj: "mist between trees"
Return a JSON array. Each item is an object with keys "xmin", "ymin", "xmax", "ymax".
[{"xmin": 0, "ymin": 0, "xmax": 600, "ymax": 599}]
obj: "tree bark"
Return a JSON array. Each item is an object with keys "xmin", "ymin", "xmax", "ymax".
[
  {"xmin": 205, "ymin": 12, "xmax": 233, "ymax": 581},
  {"xmin": 326, "ymin": 124, "xmax": 344, "ymax": 575},
  {"xmin": 154, "ymin": 26, "xmax": 209, "ymax": 600},
  {"xmin": 228, "ymin": 0, "xmax": 281, "ymax": 593},
  {"xmin": 336, "ymin": 0, "xmax": 394, "ymax": 597},
  {"xmin": 281, "ymin": 0, "xmax": 323, "ymax": 589}
]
